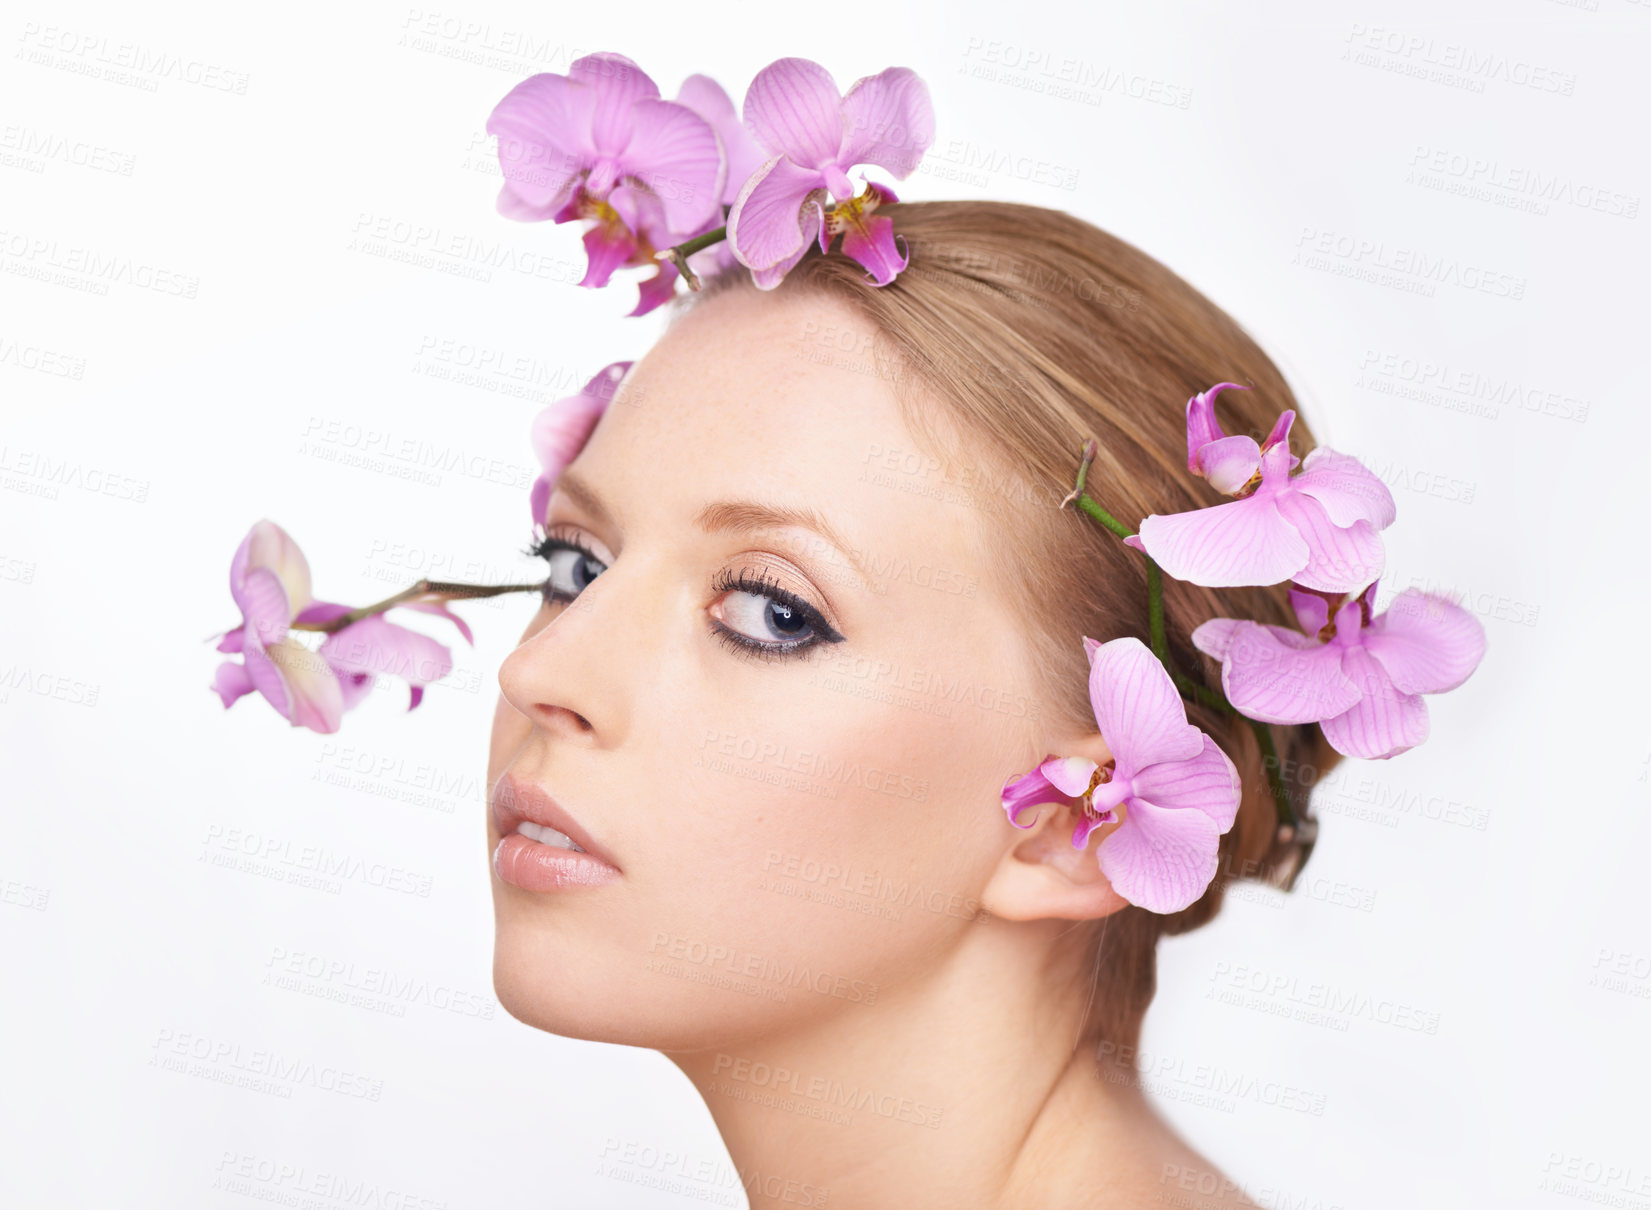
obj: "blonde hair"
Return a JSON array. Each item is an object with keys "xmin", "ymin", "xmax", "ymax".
[{"xmin": 683, "ymin": 200, "xmax": 1343, "ymax": 1053}]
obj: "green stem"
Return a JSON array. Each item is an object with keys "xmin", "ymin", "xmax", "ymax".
[
  {"xmin": 1143, "ymin": 558, "xmax": 1168, "ymax": 668},
  {"xmin": 670, "ymin": 224, "xmax": 726, "ymax": 260},
  {"xmin": 658, "ymin": 224, "xmax": 729, "ymax": 292},
  {"xmin": 290, "ymin": 579, "xmax": 543, "ymax": 635},
  {"xmin": 1072, "ymin": 492, "xmax": 1134, "ymax": 541},
  {"xmin": 1249, "ymin": 719, "xmax": 1296, "ymax": 832}
]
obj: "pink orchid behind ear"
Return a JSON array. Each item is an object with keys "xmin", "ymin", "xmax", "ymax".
[{"xmin": 1001, "ymin": 637, "xmax": 1240, "ymax": 914}]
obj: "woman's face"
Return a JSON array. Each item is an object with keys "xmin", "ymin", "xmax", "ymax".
[{"xmin": 486, "ymin": 286, "xmax": 1052, "ymax": 1050}]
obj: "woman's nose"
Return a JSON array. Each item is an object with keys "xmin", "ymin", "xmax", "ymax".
[{"xmin": 496, "ymin": 579, "xmax": 620, "ymax": 745}]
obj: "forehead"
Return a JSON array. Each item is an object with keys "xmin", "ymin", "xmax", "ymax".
[{"xmin": 573, "ymin": 288, "xmax": 992, "ymax": 584}]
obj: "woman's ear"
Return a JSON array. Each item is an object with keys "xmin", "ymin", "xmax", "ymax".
[{"xmin": 983, "ymin": 737, "xmax": 1132, "ymax": 923}]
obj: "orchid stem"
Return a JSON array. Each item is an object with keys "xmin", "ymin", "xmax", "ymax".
[
  {"xmin": 290, "ymin": 579, "xmax": 543, "ymax": 635},
  {"xmin": 659, "ymin": 225, "xmax": 727, "ymax": 291},
  {"xmin": 1249, "ymin": 720, "xmax": 1296, "ymax": 832},
  {"xmin": 1143, "ymin": 558, "xmax": 1169, "ymax": 668},
  {"xmin": 670, "ymin": 225, "xmax": 726, "ymax": 260},
  {"xmin": 1062, "ymin": 443, "xmax": 1171, "ymax": 666}
]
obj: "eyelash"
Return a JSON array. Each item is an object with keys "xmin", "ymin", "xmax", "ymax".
[{"xmin": 524, "ymin": 528, "xmax": 844, "ymax": 664}]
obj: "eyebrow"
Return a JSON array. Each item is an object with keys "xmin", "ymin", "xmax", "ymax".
[{"xmin": 554, "ymin": 469, "xmax": 870, "ymax": 588}]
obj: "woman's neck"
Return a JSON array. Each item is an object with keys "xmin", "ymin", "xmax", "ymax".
[{"xmin": 660, "ymin": 917, "xmax": 1243, "ymax": 1208}]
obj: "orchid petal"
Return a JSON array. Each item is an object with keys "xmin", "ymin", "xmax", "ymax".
[
  {"xmin": 495, "ymin": 182, "xmax": 564, "ymax": 223},
  {"xmin": 742, "ymin": 58, "xmax": 845, "ymax": 168},
  {"xmin": 1206, "ymin": 620, "xmax": 1364, "ymax": 725},
  {"xmin": 400, "ymin": 600, "xmax": 477, "ymax": 647},
  {"xmin": 237, "ymin": 567, "xmax": 291, "ymax": 648},
  {"xmin": 1195, "ymin": 435, "xmax": 1262, "ymax": 495},
  {"xmin": 486, "ymin": 73, "xmax": 594, "ymax": 210},
  {"xmin": 529, "ymin": 476, "xmax": 551, "ymax": 529},
  {"xmin": 1273, "ymin": 492, "xmax": 1385, "ymax": 593},
  {"xmin": 215, "ymin": 628, "xmax": 244, "ymax": 654},
  {"xmin": 838, "ymin": 210, "xmax": 907, "ymax": 285},
  {"xmin": 530, "ymin": 368, "xmax": 620, "ymax": 501},
  {"xmin": 1319, "ymin": 648, "xmax": 1430, "ymax": 759},
  {"xmin": 628, "ymin": 260, "xmax": 680, "ymax": 317},
  {"xmin": 1040, "ymin": 755, "xmax": 1099, "ymax": 797},
  {"xmin": 1087, "ymin": 637, "xmax": 1203, "ymax": 771},
  {"xmin": 726, "ymin": 155, "xmax": 828, "ymax": 281},
  {"xmin": 1188, "ymin": 617, "xmax": 1244, "ymax": 661},
  {"xmin": 1098, "ymin": 796, "xmax": 1223, "ymax": 913},
  {"xmin": 248, "ymin": 529, "xmax": 312, "ymax": 614},
  {"xmin": 320, "ymin": 617, "xmax": 454, "ymax": 711},
  {"xmin": 838, "ymin": 66, "xmax": 934, "ymax": 179},
  {"xmin": 1293, "ymin": 448, "xmax": 1397, "ymax": 530},
  {"xmin": 1070, "ymin": 811, "xmax": 1113, "ymax": 850},
  {"xmin": 240, "ymin": 636, "xmax": 290, "ymax": 719},
  {"xmin": 1261, "ymin": 409, "xmax": 1296, "ymax": 454},
  {"xmin": 1130, "ymin": 735, "xmax": 1242, "ymax": 831},
  {"xmin": 1288, "ymin": 587, "xmax": 1333, "ymax": 637},
  {"xmin": 567, "ymin": 53, "xmax": 660, "ymax": 157},
  {"xmin": 263, "ymin": 637, "xmax": 345, "ymax": 733},
  {"xmin": 676, "ymin": 74, "xmax": 768, "ymax": 206},
  {"xmin": 1192, "ymin": 616, "xmax": 1317, "ymax": 661},
  {"xmin": 1135, "ymin": 496, "xmax": 1310, "ymax": 588},
  {"xmin": 578, "ymin": 221, "xmax": 638, "ymax": 289},
  {"xmin": 290, "ymin": 599, "xmax": 353, "ymax": 628},
  {"xmin": 334, "ymin": 668, "xmax": 375, "ymax": 713},
  {"xmin": 749, "ymin": 236, "xmax": 818, "ymax": 290},
  {"xmin": 1184, "ymin": 383, "xmax": 1247, "ymax": 471},
  {"xmin": 617, "ymin": 98, "xmax": 725, "ymax": 234},
  {"xmin": 1185, "ymin": 391, "xmax": 1224, "ymax": 469},
  {"xmin": 235, "ymin": 520, "xmax": 312, "ymax": 619},
  {"xmin": 1002, "ymin": 763, "xmax": 1067, "ymax": 828},
  {"xmin": 1365, "ymin": 590, "xmax": 1487, "ymax": 695},
  {"xmin": 212, "ymin": 660, "xmax": 254, "ymax": 708},
  {"xmin": 605, "ymin": 183, "xmax": 670, "ymax": 248}
]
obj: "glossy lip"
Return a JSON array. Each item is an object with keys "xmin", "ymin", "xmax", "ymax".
[{"xmin": 490, "ymin": 772, "xmax": 621, "ymax": 874}]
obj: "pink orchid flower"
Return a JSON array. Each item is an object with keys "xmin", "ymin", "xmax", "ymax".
[
  {"xmin": 1001, "ymin": 637, "xmax": 1241, "ymax": 914},
  {"xmin": 1191, "ymin": 584, "xmax": 1486, "ymax": 760},
  {"xmin": 487, "ymin": 53, "xmax": 725, "ymax": 315},
  {"xmin": 726, "ymin": 58, "xmax": 934, "ymax": 288},
  {"xmin": 1183, "ymin": 382, "xmax": 1297, "ymax": 492},
  {"xmin": 675, "ymin": 74, "xmax": 767, "ymax": 208},
  {"xmin": 529, "ymin": 361, "xmax": 631, "ymax": 528},
  {"xmin": 212, "ymin": 521, "xmax": 472, "ymax": 733},
  {"xmin": 1129, "ymin": 407, "xmax": 1396, "ymax": 592}
]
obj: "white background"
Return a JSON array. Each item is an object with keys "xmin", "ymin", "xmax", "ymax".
[{"xmin": 2, "ymin": 1, "xmax": 1647, "ymax": 1206}]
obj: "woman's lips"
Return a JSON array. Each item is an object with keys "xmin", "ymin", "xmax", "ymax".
[
  {"xmin": 490, "ymin": 773, "xmax": 621, "ymax": 893},
  {"xmin": 493, "ymin": 833, "xmax": 621, "ymax": 892}
]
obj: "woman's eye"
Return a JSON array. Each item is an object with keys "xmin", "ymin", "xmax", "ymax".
[
  {"xmin": 716, "ymin": 590, "xmax": 817, "ymax": 645},
  {"xmin": 708, "ymin": 570, "xmax": 844, "ymax": 661},
  {"xmin": 528, "ymin": 531, "xmax": 843, "ymax": 663},
  {"xmin": 538, "ymin": 541, "xmax": 607, "ymax": 603}
]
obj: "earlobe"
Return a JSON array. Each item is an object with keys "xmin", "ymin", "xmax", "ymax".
[{"xmin": 981, "ymin": 798, "xmax": 1132, "ymax": 923}]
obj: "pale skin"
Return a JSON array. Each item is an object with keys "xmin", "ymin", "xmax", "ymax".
[{"xmin": 486, "ymin": 286, "xmax": 1257, "ymax": 1209}]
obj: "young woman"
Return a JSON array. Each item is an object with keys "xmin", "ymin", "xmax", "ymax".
[{"xmin": 485, "ymin": 201, "xmax": 1342, "ymax": 1208}]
